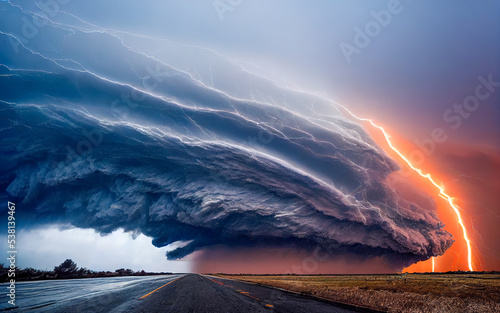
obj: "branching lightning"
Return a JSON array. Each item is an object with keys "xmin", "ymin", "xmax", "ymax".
[{"xmin": 333, "ymin": 102, "xmax": 474, "ymax": 272}]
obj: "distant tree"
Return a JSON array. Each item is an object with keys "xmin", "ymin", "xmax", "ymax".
[
  {"xmin": 54, "ymin": 259, "xmax": 78, "ymax": 278},
  {"xmin": 77, "ymin": 267, "xmax": 93, "ymax": 277},
  {"xmin": 18, "ymin": 267, "xmax": 38, "ymax": 280},
  {"xmin": 0, "ymin": 263, "xmax": 7, "ymax": 281}
]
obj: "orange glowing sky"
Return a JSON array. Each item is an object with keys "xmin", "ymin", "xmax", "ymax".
[{"xmin": 360, "ymin": 119, "xmax": 500, "ymax": 273}]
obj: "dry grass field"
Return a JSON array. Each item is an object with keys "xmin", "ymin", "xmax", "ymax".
[{"xmin": 217, "ymin": 273, "xmax": 500, "ymax": 313}]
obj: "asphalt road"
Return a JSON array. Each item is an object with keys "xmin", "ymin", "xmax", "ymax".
[{"xmin": 2, "ymin": 274, "xmax": 361, "ymax": 312}]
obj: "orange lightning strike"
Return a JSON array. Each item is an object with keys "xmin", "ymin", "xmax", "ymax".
[{"xmin": 333, "ymin": 102, "xmax": 474, "ymax": 272}]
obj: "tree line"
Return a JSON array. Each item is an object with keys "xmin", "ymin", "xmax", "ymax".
[{"xmin": 0, "ymin": 259, "xmax": 173, "ymax": 282}]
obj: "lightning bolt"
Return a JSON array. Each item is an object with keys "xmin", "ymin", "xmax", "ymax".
[{"xmin": 333, "ymin": 102, "xmax": 474, "ymax": 272}]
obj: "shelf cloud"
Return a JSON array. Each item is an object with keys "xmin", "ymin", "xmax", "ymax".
[{"xmin": 0, "ymin": 2, "xmax": 453, "ymax": 271}]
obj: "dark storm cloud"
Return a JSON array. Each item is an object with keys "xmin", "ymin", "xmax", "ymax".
[{"xmin": 0, "ymin": 2, "xmax": 452, "ymax": 268}]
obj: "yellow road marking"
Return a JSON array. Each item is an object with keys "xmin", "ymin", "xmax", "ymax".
[
  {"xmin": 240, "ymin": 291, "xmax": 260, "ymax": 300},
  {"xmin": 207, "ymin": 276, "xmax": 269, "ymax": 306},
  {"xmin": 139, "ymin": 277, "xmax": 180, "ymax": 299}
]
